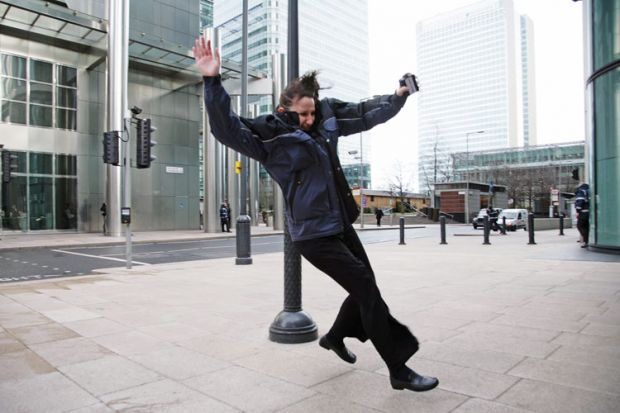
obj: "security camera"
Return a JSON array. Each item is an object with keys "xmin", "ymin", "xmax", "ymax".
[{"xmin": 130, "ymin": 106, "xmax": 142, "ymax": 115}]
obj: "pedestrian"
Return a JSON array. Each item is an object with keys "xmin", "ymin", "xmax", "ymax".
[
  {"xmin": 375, "ymin": 207, "xmax": 384, "ymax": 227},
  {"xmin": 575, "ymin": 182, "xmax": 590, "ymax": 248},
  {"xmin": 219, "ymin": 203, "xmax": 229, "ymax": 233},
  {"xmin": 487, "ymin": 206, "xmax": 499, "ymax": 231},
  {"xmin": 100, "ymin": 202, "xmax": 107, "ymax": 235},
  {"xmin": 224, "ymin": 199, "xmax": 232, "ymax": 232},
  {"xmin": 193, "ymin": 38, "xmax": 437, "ymax": 392}
]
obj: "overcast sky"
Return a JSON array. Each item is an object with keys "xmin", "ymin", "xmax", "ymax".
[{"xmin": 366, "ymin": 0, "xmax": 585, "ymax": 190}]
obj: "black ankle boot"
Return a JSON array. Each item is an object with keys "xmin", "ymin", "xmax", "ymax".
[
  {"xmin": 319, "ymin": 335, "xmax": 356, "ymax": 364},
  {"xmin": 390, "ymin": 369, "xmax": 439, "ymax": 392}
]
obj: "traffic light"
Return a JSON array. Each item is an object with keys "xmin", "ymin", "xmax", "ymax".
[
  {"xmin": 102, "ymin": 131, "xmax": 120, "ymax": 165},
  {"xmin": 235, "ymin": 160, "xmax": 242, "ymax": 174},
  {"xmin": 2, "ymin": 150, "xmax": 19, "ymax": 183},
  {"xmin": 136, "ymin": 118, "xmax": 157, "ymax": 169}
]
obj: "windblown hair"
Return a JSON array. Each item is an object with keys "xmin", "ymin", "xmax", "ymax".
[{"xmin": 279, "ymin": 70, "xmax": 322, "ymax": 109}]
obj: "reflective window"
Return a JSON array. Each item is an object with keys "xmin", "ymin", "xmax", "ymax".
[
  {"xmin": 29, "ymin": 152, "xmax": 53, "ymax": 174},
  {"xmin": 29, "ymin": 104, "xmax": 53, "ymax": 127},
  {"xmin": 1, "ymin": 54, "xmax": 26, "ymax": 79},
  {"xmin": 29, "ymin": 177, "xmax": 54, "ymax": 230},
  {"xmin": 30, "ymin": 82, "xmax": 53, "ymax": 105},
  {"xmin": 1, "ymin": 176, "xmax": 27, "ymax": 231},
  {"xmin": 57, "ymin": 65, "xmax": 77, "ymax": 87},
  {"xmin": 56, "ymin": 108, "xmax": 76, "ymax": 130},
  {"xmin": 55, "ymin": 178, "xmax": 77, "ymax": 230},
  {"xmin": 56, "ymin": 154, "xmax": 77, "ymax": 176},
  {"xmin": 30, "ymin": 59, "xmax": 53, "ymax": 83},
  {"xmin": 56, "ymin": 86, "xmax": 76, "ymax": 108},
  {"xmin": 1, "ymin": 78, "xmax": 27, "ymax": 101},
  {"xmin": 0, "ymin": 54, "xmax": 77, "ymax": 130},
  {"xmin": 1, "ymin": 100, "xmax": 26, "ymax": 124}
]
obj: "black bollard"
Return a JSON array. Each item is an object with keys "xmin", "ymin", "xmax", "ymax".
[
  {"xmin": 559, "ymin": 215, "xmax": 564, "ymax": 236},
  {"xmin": 399, "ymin": 216, "xmax": 406, "ymax": 245},
  {"xmin": 440, "ymin": 215, "xmax": 447, "ymax": 245},
  {"xmin": 235, "ymin": 215, "xmax": 252, "ymax": 265},
  {"xmin": 527, "ymin": 213, "xmax": 536, "ymax": 245},
  {"xmin": 269, "ymin": 222, "xmax": 318, "ymax": 343},
  {"xmin": 501, "ymin": 216, "xmax": 507, "ymax": 235},
  {"xmin": 483, "ymin": 215, "xmax": 491, "ymax": 245}
]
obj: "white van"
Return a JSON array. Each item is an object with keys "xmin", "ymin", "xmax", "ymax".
[{"xmin": 498, "ymin": 209, "xmax": 528, "ymax": 231}]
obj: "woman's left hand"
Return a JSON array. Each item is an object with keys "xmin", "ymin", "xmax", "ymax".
[{"xmin": 396, "ymin": 85, "xmax": 409, "ymax": 97}]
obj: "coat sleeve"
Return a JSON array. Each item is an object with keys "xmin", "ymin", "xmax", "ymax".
[
  {"xmin": 327, "ymin": 93, "xmax": 409, "ymax": 136},
  {"xmin": 203, "ymin": 75, "xmax": 267, "ymax": 162}
]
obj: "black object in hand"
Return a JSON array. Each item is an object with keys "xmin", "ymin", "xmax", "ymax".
[{"xmin": 399, "ymin": 73, "xmax": 419, "ymax": 95}]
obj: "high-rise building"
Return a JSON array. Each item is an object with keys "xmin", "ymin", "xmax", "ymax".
[
  {"xmin": 416, "ymin": 0, "xmax": 528, "ymax": 194},
  {"xmin": 520, "ymin": 15, "xmax": 537, "ymax": 147},
  {"xmin": 213, "ymin": 0, "xmax": 370, "ymax": 185}
]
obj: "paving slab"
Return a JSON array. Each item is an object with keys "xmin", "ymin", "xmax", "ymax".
[{"xmin": 497, "ymin": 378, "xmax": 620, "ymax": 413}]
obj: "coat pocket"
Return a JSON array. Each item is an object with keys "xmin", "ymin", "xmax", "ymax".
[{"xmin": 289, "ymin": 169, "xmax": 331, "ymax": 222}]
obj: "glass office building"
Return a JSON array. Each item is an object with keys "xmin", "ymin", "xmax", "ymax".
[
  {"xmin": 416, "ymin": 0, "xmax": 532, "ymax": 193},
  {"xmin": 213, "ymin": 0, "xmax": 370, "ymax": 181},
  {"xmin": 0, "ymin": 0, "xmax": 205, "ymax": 233},
  {"xmin": 583, "ymin": 0, "xmax": 620, "ymax": 251}
]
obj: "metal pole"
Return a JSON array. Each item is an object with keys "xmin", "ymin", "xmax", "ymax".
[
  {"xmin": 559, "ymin": 215, "xmax": 564, "ymax": 236},
  {"xmin": 483, "ymin": 215, "xmax": 491, "ymax": 245},
  {"xmin": 527, "ymin": 213, "xmax": 536, "ymax": 245},
  {"xmin": 464, "ymin": 131, "xmax": 484, "ymax": 224},
  {"xmin": 439, "ymin": 215, "xmax": 447, "ymax": 245},
  {"xmin": 106, "ymin": 0, "xmax": 123, "ymax": 238},
  {"xmin": 236, "ymin": 0, "xmax": 252, "ymax": 265},
  {"xmin": 269, "ymin": 0, "xmax": 317, "ymax": 344},
  {"xmin": 271, "ymin": 53, "xmax": 286, "ymax": 230},
  {"xmin": 203, "ymin": 28, "xmax": 220, "ymax": 233},
  {"xmin": 122, "ymin": 0, "xmax": 132, "ymax": 269},
  {"xmin": 501, "ymin": 216, "xmax": 507, "ymax": 235},
  {"xmin": 399, "ymin": 216, "xmax": 406, "ymax": 245},
  {"xmin": 359, "ymin": 131, "xmax": 364, "ymax": 228}
]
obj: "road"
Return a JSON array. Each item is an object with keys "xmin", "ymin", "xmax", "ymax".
[{"xmin": 0, "ymin": 226, "xmax": 449, "ymax": 283}]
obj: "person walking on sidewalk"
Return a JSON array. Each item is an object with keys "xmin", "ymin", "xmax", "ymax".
[
  {"xmin": 193, "ymin": 38, "xmax": 437, "ymax": 392},
  {"xmin": 375, "ymin": 207, "xmax": 384, "ymax": 227}
]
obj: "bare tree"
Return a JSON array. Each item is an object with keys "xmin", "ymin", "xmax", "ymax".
[{"xmin": 386, "ymin": 161, "xmax": 414, "ymax": 213}]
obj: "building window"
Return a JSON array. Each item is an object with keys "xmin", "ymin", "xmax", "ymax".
[{"xmin": 0, "ymin": 53, "xmax": 77, "ymax": 131}]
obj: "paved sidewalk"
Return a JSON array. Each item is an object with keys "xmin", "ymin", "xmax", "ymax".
[{"xmin": 1, "ymin": 228, "xmax": 619, "ymax": 412}]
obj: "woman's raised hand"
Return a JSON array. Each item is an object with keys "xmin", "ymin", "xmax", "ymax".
[{"xmin": 193, "ymin": 37, "xmax": 220, "ymax": 77}]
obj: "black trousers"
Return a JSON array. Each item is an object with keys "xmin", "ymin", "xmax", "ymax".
[
  {"xmin": 294, "ymin": 225, "xmax": 419, "ymax": 370},
  {"xmin": 577, "ymin": 211, "xmax": 589, "ymax": 244}
]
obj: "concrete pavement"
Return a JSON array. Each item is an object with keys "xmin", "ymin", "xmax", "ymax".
[{"xmin": 1, "ymin": 227, "xmax": 619, "ymax": 412}]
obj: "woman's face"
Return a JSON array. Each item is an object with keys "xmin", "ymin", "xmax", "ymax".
[{"xmin": 289, "ymin": 96, "xmax": 315, "ymax": 131}]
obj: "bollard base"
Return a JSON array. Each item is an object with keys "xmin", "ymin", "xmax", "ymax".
[
  {"xmin": 235, "ymin": 257, "xmax": 253, "ymax": 265},
  {"xmin": 269, "ymin": 310, "xmax": 318, "ymax": 344}
]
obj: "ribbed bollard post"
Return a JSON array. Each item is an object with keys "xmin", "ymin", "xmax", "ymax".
[
  {"xmin": 439, "ymin": 215, "xmax": 447, "ymax": 245},
  {"xmin": 235, "ymin": 215, "xmax": 252, "ymax": 265},
  {"xmin": 269, "ymin": 223, "xmax": 318, "ymax": 343},
  {"xmin": 527, "ymin": 213, "xmax": 536, "ymax": 245},
  {"xmin": 559, "ymin": 215, "xmax": 564, "ymax": 236},
  {"xmin": 501, "ymin": 216, "xmax": 507, "ymax": 235},
  {"xmin": 483, "ymin": 215, "xmax": 491, "ymax": 245},
  {"xmin": 399, "ymin": 216, "xmax": 406, "ymax": 245}
]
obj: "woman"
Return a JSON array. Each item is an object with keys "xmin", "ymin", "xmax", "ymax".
[{"xmin": 193, "ymin": 38, "xmax": 438, "ymax": 392}]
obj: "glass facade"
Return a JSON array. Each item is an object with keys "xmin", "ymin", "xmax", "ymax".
[
  {"xmin": 587, "ymin": 0, "xmax": 620, "ymax": 250},
  {"xmin": 0, "ymin": 53, "xmax": 77, "ymax": 131},
  {"xmin": 417, "ymin": 0, "xmax": 522, "ymax": 192},
  {"xmin": 1, "ymin": 151, "xmax": 77, "ymax": 232}
]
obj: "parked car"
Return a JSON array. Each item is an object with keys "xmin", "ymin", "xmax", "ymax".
[
  {"xmin": 497, "ymin": 208, "xmax": 528, "ymax": 231},
  {"xmin": 472, "ymin": 208, "xmax": 503, "ymax": 229}
]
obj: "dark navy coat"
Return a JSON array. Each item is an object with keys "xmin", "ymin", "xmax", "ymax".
[{"xmin": 203, "ymin": 75, "xmax": 408, "ymax": 241}]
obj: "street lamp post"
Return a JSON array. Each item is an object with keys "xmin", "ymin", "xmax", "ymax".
[
  {"xmin": 465, "ymin": 130, "xmax": 485, "ymax": 224},
  {"xmin": 348, "ymin": 149, "xmax": 364, "ymax": 227}
]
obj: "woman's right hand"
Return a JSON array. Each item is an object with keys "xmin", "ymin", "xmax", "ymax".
[{"xmin": 193, "ymin": 37, "xmax": 220, "ymax": 77}]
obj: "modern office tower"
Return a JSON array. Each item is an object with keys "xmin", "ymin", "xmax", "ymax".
[
  {"xmin": 213, "ymin": 0, "xmax": 370, "ymax": 187},
  {"xmin": 520, "ymin": 14, "xmax": 537, "ymax": 147},
  {"xmin": 200, "ymin": 0, "xmax": 214, "ymax": 30},
  {"xmin": 416, "ymin": 0, "xmax": 522, "ymax": 195}
]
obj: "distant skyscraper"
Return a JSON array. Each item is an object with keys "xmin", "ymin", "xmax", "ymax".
[
  {"xmin": 199, "ymin": 0, "xmax": 214, "ymax": 30},
  {"xmin": 520, "ymin": 15, "xmax": 537, "ymax": 147},
  {"xmin": 213, "ymin": 0, "xmax": 370, "ymax": 184},
  {"xmin": 416, "ymin": 0, "xmax": 527, "ymax": 193}
]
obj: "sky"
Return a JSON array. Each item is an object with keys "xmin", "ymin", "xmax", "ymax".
[{"xmin": 366, "ymin": 0, "xmax": 585, "ymax": 191}]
